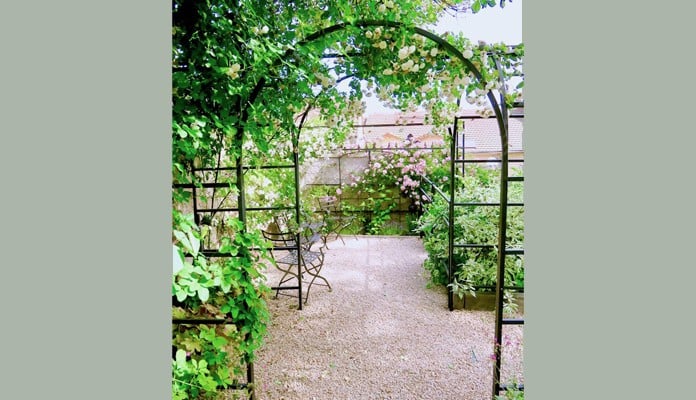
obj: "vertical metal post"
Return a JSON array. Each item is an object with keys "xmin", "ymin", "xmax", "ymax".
[
  {"xmin": 293, "ymin": 127, "xmax": 303, "ymax": 311},
  {"xmin": 192, "ymin": 182, "xmax": 200, "ymax": 226},
  {"xmin": 492, "ymin": 55, "xmax": 511, "ymax": 398},
  {"xmin": 236, "ymin": 153, "xmax": 246, "ymax": 226},
  {"xmin": 447, "ymin": 120, "xmax": 457, "ymax": 311},
  {"xmin": 247, "ymin": 360, "xmax": 255, "ymax": 400},
  {"xmin": 234, "ymin": 126, "xmax": 258, "ymax": 397},
  {"xmin": 461, "ymin": 120, "xmax": 466, "ymax": 177}
]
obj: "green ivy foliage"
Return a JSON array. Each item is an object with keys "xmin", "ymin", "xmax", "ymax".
[{"xmin": 172, "ymin": 209, "xmax": 271, "ymax": 399}]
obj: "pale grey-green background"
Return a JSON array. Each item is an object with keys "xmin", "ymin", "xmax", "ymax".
[
  {"xmin": 525, "ymin": 1, "xmax": 696, "ymax": 399},
  {"xmin": 0, "ymin": 1, "xmax": 171, "ymax": 398}
]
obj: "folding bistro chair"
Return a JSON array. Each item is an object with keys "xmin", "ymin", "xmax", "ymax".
[
  {"xmin": 317, "ymin": 195, "xmax": 356, "ymax": 246},
  {"xmin": 262, "ymin": 226, "xmax": 331, "ymax": 305}
]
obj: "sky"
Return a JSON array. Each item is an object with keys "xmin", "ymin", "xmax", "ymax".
[
  {"xmin": 362, "ymin": 0, "xmax": 522, "ymax": 114},
  {"xmin": 431, "ymin": 0, "xmax": 522, "ymax": 44}
]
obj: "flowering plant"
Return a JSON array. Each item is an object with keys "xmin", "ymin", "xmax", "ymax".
[
  {"xmin": 349, "ymin": 140, "xmax": 449, "ymax": 207},
  {"xmin": 345, "ymin": 140, "xmax": 449, "ymax": 233}
]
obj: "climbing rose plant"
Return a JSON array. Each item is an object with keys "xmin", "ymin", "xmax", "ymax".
[{"xmin": 346, "ymin": 141, "xmax": 450, "ymax": 233}]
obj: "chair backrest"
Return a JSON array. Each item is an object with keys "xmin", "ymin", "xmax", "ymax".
[
  {"xmin": 261, "ymin": 229, "xmax": 297, "ymax": 248},
  {"xmin": 317, "ymin": 196, "xmax": 339, "ymax": 213},
  {"xmin": 273, "ymin": 213, "xmax": 292, "ymax": 232}
]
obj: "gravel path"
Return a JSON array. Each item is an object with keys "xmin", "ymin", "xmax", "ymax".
[{"xmin": 254, "ymin": 236, "xmax": 524, "ymax": 400}]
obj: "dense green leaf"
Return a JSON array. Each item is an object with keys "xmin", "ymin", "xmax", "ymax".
[
  {"xmin": 212, "ymin": 336, "xmax": 227, "ymax": 348},
  {"xmin": 472, "ymin": 1, "xmax": 482, "ymax": 13},
  {"xmin": 173, "ymin": 231, "xmax": 193, "ymax": 254},
  {"xmin": 173, "ymin": 245, "xmax": 185, "ymax": 275},
  {"xmin": 187, "ymin": 231, "xmax": 200, "ymax": 257},
  {"xmin": 175, "ymin": 349, "xmax": 187, "ymax": 367},
  {"xmin": 175, "ymin": 289, "xmax": 187, "ymax": 302},
  {"xmin": 197, "ymin": 287, "xmax": 210, "ymax": 302}
]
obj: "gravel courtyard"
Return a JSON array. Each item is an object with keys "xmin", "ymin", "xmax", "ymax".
[{"xmin": 254, "ymin": 235, "xmax": 524, "ymax": 400}]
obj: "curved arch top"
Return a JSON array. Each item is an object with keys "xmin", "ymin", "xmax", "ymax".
[{"xmin": 246, "ymin": 19, "xmax": 508, "ymax": 134}]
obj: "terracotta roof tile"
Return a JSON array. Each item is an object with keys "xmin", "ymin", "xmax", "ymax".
[
  {"xmin": 377, "ymin": 133, "xmax": 403, "ymax": 146},
  {"xmin": 414, "ymin": 133, "xmax": 445, "ymax": 146},
  {"xmin": 362, "ymin": 125, "xmax": 432, "ymax": 144}
]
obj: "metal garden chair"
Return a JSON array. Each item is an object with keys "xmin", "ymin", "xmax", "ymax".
[
  {"xmin": 316, "ymin": 195, "xmax": 356, "ymax": 246},
  {"xmin": 262, "ymin": 224, "xmax": 331, "ymax": 305}
]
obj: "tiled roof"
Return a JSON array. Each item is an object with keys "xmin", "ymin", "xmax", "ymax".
[
  {"xmin": 363, "ymin": 111, "xmax": 426, "ymax": 125},
  {"xmin": 461, "ymin": 118, "xmax": 523, "ymax": 153},
  {"xmin": 355, "ymin": 112, "xmax": 523, "ymax": 153},
  {"xmin": 362, "ymin": 125, "xmax": 432, "ymax": 144}
]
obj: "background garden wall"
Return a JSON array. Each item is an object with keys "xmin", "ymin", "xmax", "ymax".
[{"xmin": 301, "ymin": 146, "xmax": 445, "ymax": 233}]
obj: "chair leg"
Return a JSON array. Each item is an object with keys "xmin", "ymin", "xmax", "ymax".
[
  {"xmin": 336, "ymin": 217, "xmax": 356, "ymax": 245},
  {"xmin": 304, "ymin": 261, "xmax": 331, "ymax": 289},
  {"xmin": 302, "ymin": 263, "xmax": 331, "ymax": 304},
  {"xmin": 272, "ymin": 260, "xmax": 300, "ymax": 299},
  {"xmin": 303, "ymin": 271, "xmax": 320, "ymax": 305},
  {"xmin": 320, "ymin": 233, "xmax": 331, "ymax": 250},
  {"xmin": 299, "ymin": 252, "xmax": 331, "ymax": 304},
  {"xmin": 335, "ymin": 233, "xmax": 345, "ymax": 245}
]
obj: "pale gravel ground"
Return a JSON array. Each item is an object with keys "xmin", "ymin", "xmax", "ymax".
[{"xmin": 253, "ymin": 236, "xmax": 524, "ymax": 400}]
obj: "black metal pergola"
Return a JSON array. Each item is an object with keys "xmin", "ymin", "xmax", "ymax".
[{"xmin": 173, "ymin": 20, "xmax": 524, "ymax": 399}]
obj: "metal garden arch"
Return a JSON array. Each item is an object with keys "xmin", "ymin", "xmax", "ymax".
[{"xmin": 176, "ymin": 19, "xmax": 524, "ymax": 399}]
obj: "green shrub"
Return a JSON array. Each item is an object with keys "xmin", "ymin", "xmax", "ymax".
[{"xmin": 416, "ymin": 165, "xmax": 524, "ymax": 298}]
